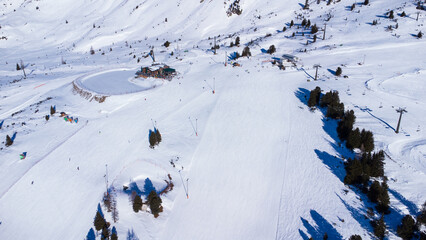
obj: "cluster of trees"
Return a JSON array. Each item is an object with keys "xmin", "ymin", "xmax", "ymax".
[
  {"xmin": 90, "ymin": 205, "xmax": 118, "ymax": 240},
  {"xmin": 226, "ymin": 0, "xmax": 242, "ymax": 16},
  {"xmin": 266, "ymin": 45, "xmax": 276, "ymax": 54},
  {"xmin": 149, "ymin": 128, "xmax": 162, "ymax": 148},
  {"xmin": 230, "ymin": 36, "xmax": 240, "ymax": 47},
  {"xmin": 132, "ymin": 190, "xmax": 163, "ymax": 218},
  {"xmin": 336, "ymin": 110, "xmax": 374, "ymax": 152},
  {"xmin": 344, "ymin": 151, "xmax": 385, "ymax": 186},
  {"xmin": 396, "ymin": 202, "xmax": 426, "ymax": 239},
  {"xmin": 103, "ymin": 188, "xmax": 119, "ymax": 223}
]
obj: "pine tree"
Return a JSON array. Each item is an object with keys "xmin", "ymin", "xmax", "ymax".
[
  {"xmin": 133, "ymin": 194, "xmax": 143, "ymax": 212},
  {"xmin": 290, "ymin": 20, "xmax": 294, "ymax": 28},
  {"xmin": 101, "ymin": 226, "xmax": 110, "ymax": 240},
  {"xmin": 16, "ymin": 63, "xmax": 21, "ymax": 71},
  {"xmin": 235, "ymin": 36, "xmax": 240, "ymax": 46},
  {"xmin": 347, "ymin": 128, "xmax": 361, "ymax": 150},
  {"xmin": 323, "ymin": 233, "xmax": 328, "ymax": 240},
  {"xmin": 363, "ymin": 0, "xmax": 369, "ymax": 5},
  {"xmin": 401, "ymin": 11, "xmax": 406, "ymax": 17},
  {"xmin": 368, "ymin": 181, "xmax": 381, "ymax": 203},
  {"xmin": 5, "ymin": 135, "xmax": 13, "ymax": 147},
  {"xmin": 111, "ymin": 226, "xmax": 118, "ymax": 240},
  {"xmin": 90, "ymin": 46, "xmax": 95, "ymax": 55},
  {"xmin": 349, "ymin": 235, "xmax": 362, "ymax": 240},
  {"xmin": 266, "ymin": 45, "xmax": 276, "ymax": 54},
  {"xmin": 417, "ymin": 201, "xmax": 426, "ymax": 225},
  {"xmin": 148, "ymin": 190, "xmax": 162, "ymax": 218},
  {"xmin": 369, "ymin": 151, "xmax": 384, "ymax": 178},
  {"xmin": 313, "ymin": 34, "xmax": 317, "ymax": 43},
  {"xmin": 307, "ymin": 20, "xmax": 311, "ymax": 27},
  {"xmin": 326, "ymin": 101, "xmax": 344, "ymax": 119},
  {"xmin": 242, "ymin": 46, "xmax": 251, "ymax": 57},
  {"xmin": 308, "ymin": 87, "xmax": 321, "ymax": 108},
  {"xmin": 360, "ymin": 129, "xmax": 374, "ymax": 152},
  {"xmin": 389, "ymin": 10, "xmax": 394, "ymax": 19},
  {"xmin": 50, "ymin": 105, "xmax": 55, "ymax": 115},
  {"xmin": 336, "ymin": 67, "xmax": 342, "ymax": 76},
  {"xmin": 337, "ymin": 110, "xmax": 356, "ymax": 141},
  {"xmin": 397, "ymin": 215, "xmax": 417, "ymax": 240},
  {"xmin": 149, "ymin": 130, "xmax": 158, "ymax": 148},
  {"xmin": 371, "ymin": 215, "xmax": 386, "ymax": 239},
  {"xmin": 376, "ymin": 181, "xmax": 390, "ymax": 214},
  {"xmin": 301, "ymin": 19, "xmax": 307, "ymax": 27},
  {"xmin": 417, "ymin": 31, "xmax": 423, "ymax": 39},
  {"xmin": 94, "ymin": 210, "xmax": 106, "ymax": 232},
  {"xmin": 311, "ymin": 24, "xmax": 318, "ymax": 34},
  {"xmin": 351, "ymin": 4, "xmax": 355, "ymax": 11},
  {"xmin": 86, "ymin": 228, "xmax": 96, "ymax": 240}
]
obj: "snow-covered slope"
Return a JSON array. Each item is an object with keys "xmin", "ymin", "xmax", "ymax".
[{"xmin": 0, "ymin": 0, "xmax": 425, "ymax": 239}]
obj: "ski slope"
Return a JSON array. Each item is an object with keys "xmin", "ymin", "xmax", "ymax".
[{"xmin": 0, "ymin": 0, "xmax": 425, "ymax": 239}]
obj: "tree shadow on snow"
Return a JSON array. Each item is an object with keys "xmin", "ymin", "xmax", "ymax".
[
  {"xmin": 337, "ymin": 193, "xmax": 374, "ymax": 235},
  {"xmin": 294, "ymin": 88, "xmax": 310, "ymax": 105},
  {"xmin": 327, "ymin": 68, "xmax": 337, "ymax": 76},
  {"xmin": 123, "ymin": 178, "xmax": 157, "ymax": 197},
  {"xmin": 299, "ymin": 210, "xmax": 343, "ymax": 239},
  {"xmin": 354, "ymin": 105, "xmax": 396, "ymax": 132},
  {"xmin": 388, "ymin": 188, "xmax": 418, "ymax": 216},
  {"xmin": 314, "ymin": 149, "xmax": 346, "ymax": 182}
]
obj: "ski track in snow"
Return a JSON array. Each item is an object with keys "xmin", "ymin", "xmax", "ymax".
[{"xmin": 0, "ymin": 120, "xmax": 88, "ymax": 200}]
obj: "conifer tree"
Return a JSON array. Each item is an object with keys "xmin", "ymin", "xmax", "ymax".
[
  {"xmin": 376, "ymin": 181, "xmax": 390, "ymax": 214},
  {"xmin": 401, "ymin": 11, "xmax": 406, "ymax": 17},
  {"xmin": 242, "ymin": 46, "xmax": 251, "ymax": 57},
  {"xmin": 349, "ymin": 235, "xmax": 362, "ymax": 240},
  {"xmin": 301, "ymin": 19, "xmax": 307, "ymax": 27},
  {"xmin": 311, "ymin": 24, "xmax": 318, "ymax": 34},
  {"xmin": 290, "ymin": 20, "xmax": 294, "ymax": 28},
  {"xmin": 94, "ymin": 210, "xmax": 106, "ymax": 232},
  {"xmin": 361, "ymin": 129, "xmax": 374, "ymax": 152},
  {"xmin": 346, "ymin": 128, "xmax": 361, "ymax": 150},
  {"xmin": 389, "ymin": 10, "xmax": 394, "ymax": 19},
  {"xmin": 417, "ymin": 201, "xmax": 426, "ymax": 225},
  {"xmin": 111, "ymin": 226, "xmax": 118, "ymax": 240},
  {"xmin": 326, "ymin": 101, "xmax": 344, "ymax": 119},
  {"xmin": 50, "ymin": 105, "xmax": 56, "ymax": 115},
  {"xmin": 235, "ymin": 36, "xmax": 240, "ymax": 46},
  {"xmin": 337, "ymin": 110, "xmax": 356, "ymax": 141},
  {"xmin": 133, "ymin": 194, "xmax": 143, "ymax": 212},
  {"xmin": 101, "ymin": 226, "xmax": 110, "ymax": 240},
  {"xmin": 5, "ymin": 135, "xmax": 13, "ymax": 147},
  {"xmin": 364, "ymin": 0, "xmax": 369, "ymax": 5},
  {"xmin": 266, "ymin": 45, "xmax": 276, "ymax": 54},
  {"xmin": 397, "ymin": 215, "xmax": 417, "ymax": 240},
  {"xmin": 148, "ymin": 190, "xmax": 162, "ymax": 218},
  {"xmin": 336, "ymin": 67, "xmax": 342, "ymax": 76},
  {"xmin": 371, "ymin": 215, "xmax": 386, "ymax": 239},
  {"xmin": 417, "ymin": 31, "xmax": 423, "ymax": 39},
  {"xmin": 149, "ymin": 130, "xmax": 157, "ymax": 148},
  {"xmin": 308, "ymin": 87, "xmax": 321, "ymax": 108},
  {"xmin": 16, "ymin": 63, "xmax": 21, "ymax": 71}
]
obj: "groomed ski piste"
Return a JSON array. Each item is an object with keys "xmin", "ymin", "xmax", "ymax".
[{"xmin": 0, "ymin": 0, "xmax": 425, "ymax": 239}]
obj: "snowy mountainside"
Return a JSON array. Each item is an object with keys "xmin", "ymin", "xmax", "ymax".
[{"xmin": 0, "ymin": 0, "xmax": 425, "ymax": 239}]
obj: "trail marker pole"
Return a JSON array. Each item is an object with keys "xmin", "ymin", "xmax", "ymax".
[
  {"xmin": 323, "ymin": 23, "xmax": 327, "ymax": 40},
  {"xmin": 395, "ymin": 108, "xmax": 407, "ymax": 133},
  {"xmin": 214, "ymin": 36, "xmax": 217, "ymax": 55},
  {"xmin": 314, "ymin": 64, "xmax": 321, "ymax": 80},
  {"xmin": 179, "ymin": 170, "xmax": 189, "ymax": 199},
  {"xmin": 105, "ymin": 164, "xmax": 109, "ymax": 195},
  {"xmin": 195, "ymin": 118, "xmax": 198, "ymax": 136}
]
